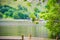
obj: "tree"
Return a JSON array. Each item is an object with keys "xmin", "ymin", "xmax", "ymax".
[{"xmin": 40, "ymin": 0, "xmax": 60, "ymax": 39}]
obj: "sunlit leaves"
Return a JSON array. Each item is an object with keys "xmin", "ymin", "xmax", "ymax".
[
  {"xmin": 29, "ymin": 13, "xmax": 36, "ymax": 21},
  {"xmin": 40, "ymin": 0, "xmax": 60, "ymax": 38},
  {"xmin": 27, "ymin": 2, "xmax": 31, "ymax": 6},
  {"xmin": 29, "ymin": 13, "xmax": 36, "ymax": 19}
]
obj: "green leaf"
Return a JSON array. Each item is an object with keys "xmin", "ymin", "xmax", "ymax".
[{"xmin": 14, "ymin": 0, "xmax": 17, "ymax": 1}]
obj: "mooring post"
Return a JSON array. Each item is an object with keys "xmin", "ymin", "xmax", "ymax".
[
  {"xmin": 56, "ymin": 35, "xmax": 59, "ymax": 40},
  {"xmin": 21, "ymin": 35, "xmax": 24, "ymax": 40},
  {"xmin": 29, "ymin": 34, "xmax": 32, "ymax": 40}
]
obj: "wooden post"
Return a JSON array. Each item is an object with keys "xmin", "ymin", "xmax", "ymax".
[
  {"xmin": 21, "ymin": 35, "xmax": 24, "ymax": 40},
  {"xmin": 56, "ymin": 35, "xmax": 59, "ymax": 40},
  {"xmin": 29, "ymin": 34, "xmax": 32, "ymax": 40}
]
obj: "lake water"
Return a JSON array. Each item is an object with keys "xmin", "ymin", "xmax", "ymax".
[{"xmin": 0, "ymin": 19, "xmax": 49, "ymax": 38}]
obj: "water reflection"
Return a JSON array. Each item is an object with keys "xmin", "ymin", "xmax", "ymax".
[{"xmin": 0, "ymin": 20, "xmax": 49, "ymax": 38}]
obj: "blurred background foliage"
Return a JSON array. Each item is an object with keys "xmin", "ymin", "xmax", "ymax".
[
  {"xmin": 0, "ymin": 0, "xmax": 41, "ymax": 19},
  {"xmin": 0, "ymin": 5, "xmax": 30, "ymax": 19},
  {"xmin": 39, "ymin": 0, "xmax": 60, "ymax": 39},
  {"xmin": 0, "ymin": 0, "xmax": 60, "ymax": 39}
]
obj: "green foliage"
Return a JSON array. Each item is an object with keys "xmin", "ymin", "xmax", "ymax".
[
  {"xmin": 40, "ymin": 0, "xmax": 60, "ymax": 38},
  {"xmin": 24, "ymin": 0, "xmax": 27, "ymax": 1},
  {"xmin": 34, "ymin": 7, "xmax": 40, "ymax": 13},
  {"xmin": 27, "ymin": 2, "xmax": 31, "ymax": 6},
  {"xmin": 0, "ymin": 0, "xmax": 41, "ymax": 20},
  {"xmin": 0, "ymin": 5, "xmax": 30, "ymax": 19},
  {"xmin": 14, "ymin": 0, "xmax": 17, "ymax": 1},
  {"xmin": 3, "ymin": 11, "xmax": 13, "ymax": 18},
  {"xmin": 13, "ymin": 11, "xmax": 29, "ymax": 19},
  {"xmin": 0, "ymin": 12, "xmax": 3, "ymax": 18},
  {"xmin": 29, "ymin": 13, "xmax": 36, "ymax": 21},
  {"xmin": 18, "ymin": 5, "xmax": 28, "ymax": 11},
  {"xmin": 42, "ymin": 0, "xmax": 45, "ymax": 2}
]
